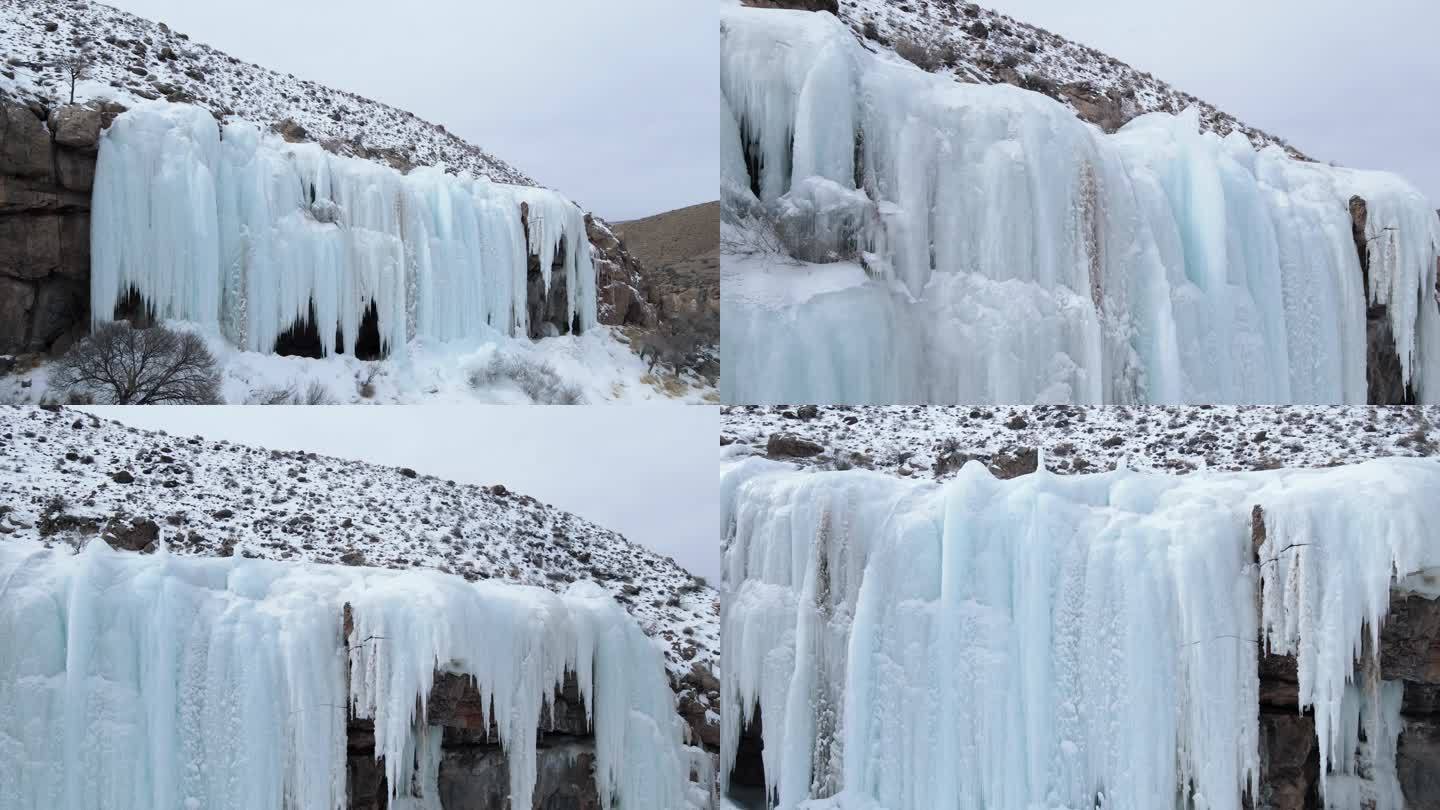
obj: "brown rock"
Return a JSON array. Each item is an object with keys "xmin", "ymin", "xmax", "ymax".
[
  {"xmin": 0, "ymin": 214, "xmax": 62, "ymax": 279},
  {"xmin": 767, "ymin": 432, "xmax": 824, "ymax": 458},
  {"xmin": 0, "ymin": 277, "xmax": 35, "ymax": 351},
  {"xmin": 1381, "ymin": 594, "xmax": 1440, "ymax": 684},
  {"xmin": 102, "ymin": 516, "xmax": 161, "ymax": 552},
  {"xmin": 1399, "ymin": 716, "xmax": 1440, "ymax": 810},
  {"xmin": 0, "ymin": 104, "xmax": 51, "ymax": 178},
  {"xmin": 46, "ymin": 105, "xmax": 102, "ymax": 151},
  {"xmin": 26, "ymin": 277, "xmax": 86, "ymax": 351},
  {"xmin": 1254, "ymin": 712, "xmax": 1319, "ymax": 810}
]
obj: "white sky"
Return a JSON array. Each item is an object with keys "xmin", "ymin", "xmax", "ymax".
[
  {"xmin": 84, "ymin": 406, "xmax": 720, "ymax": 581},
  {"xmin": 103, "ymin": 0, "xmax": 719, "ymax": 222},
  {"xmin": 982, "ymin": 0, "xmax": 1440, "ymax": 206}
]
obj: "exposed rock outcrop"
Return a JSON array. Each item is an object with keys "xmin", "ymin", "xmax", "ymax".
[
  {"xmin": 0, "ymin": 94, "xmax": 112, "ymax": 356},
  {"xmin": 1351, "ymin": 195, "xmax": 1416, "ymax": 404},
  {"xmin": 1253, "ymin": 505, "xmax": 1440, "ymax": 807}
]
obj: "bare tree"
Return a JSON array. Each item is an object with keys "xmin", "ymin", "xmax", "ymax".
[
  {"xmin": 53, "ymin": 51, "xmax": 92, "ymax": 104},
  {"xmin": 51, "ymin": 321, "xmax": 222, "ymax": 405}
]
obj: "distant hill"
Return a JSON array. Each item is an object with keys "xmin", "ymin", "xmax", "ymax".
[{"xmin": 615, "ymin": 201, "xmax": 720, "ymax": 323}]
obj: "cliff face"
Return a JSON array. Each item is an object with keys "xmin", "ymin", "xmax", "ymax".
[{"xmin": 0, "ymin": 96, "xmax": 106, "ymax": 356}]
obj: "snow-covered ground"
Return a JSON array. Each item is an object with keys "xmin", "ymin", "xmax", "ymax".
[
  {"xmin": 719, "ymin": 3, "xmax": 1440, "ymax": 406},
  {"xmin": 0, "ymin": 407, "xmax": 717, "ymax": 686},
  {"xmin": 1, "ymin": 0, "xmax": 529, "ymax": 183},
  {"xmin": 722, "ymin": 404, "xmax": 1440, "ymax": 478},
  {"xmin": 720, "ymin": 445, "xmax": 1440, "ymax": 810},
  {"xmin": 0, "ymin": 539, "xmax": 692, "ymax": 809}
]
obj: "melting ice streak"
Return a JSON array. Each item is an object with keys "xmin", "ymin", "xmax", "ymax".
[
  {"xmin": 719, "ymin": 6, "xmax": 1440, "ymax": 404},
  {"xmin": 0, "ymin": 541, "xmax": 686, "ymax": 810},
  {"xmin": 720, "ymin": 455, "xmax": 1440, "ymax": 810},
  {"xmin": 91, "ymin": 102, "xmax": 596, "ymax": 358}
]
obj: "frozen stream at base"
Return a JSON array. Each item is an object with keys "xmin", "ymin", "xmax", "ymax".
[
  {"xmin": 720, "ymin": 455, "xmax": 1440, "ymax": 810},
  {"xmin": 719, "ymin": 5, "xmax": 1440, "ymax": 405},
  {"xmin": 0, "ymin": 540, "xmax": 687, "ymax": 810}
]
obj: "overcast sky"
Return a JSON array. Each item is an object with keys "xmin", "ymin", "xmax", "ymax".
[
  {"xmin": 86, "ymin": 406, "xmax": 720, "ymax": 581},
  {"xmin": 105, "ymin": 0, "xmax": 718, "ymax": 222},
  {"xmin": 983, "ymin": 0, "xmax": 1440, "ymax": 206}
]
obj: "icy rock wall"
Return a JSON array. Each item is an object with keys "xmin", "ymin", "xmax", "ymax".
[
  {"xmin": 719, "ymin": 454, "xmax": 1440, "ymax": 810},
  {"xmin": 0, "ymin": 540, "xmax": 686, "ymax": 810},
  {"xmin": 719, "ymin": 6, "xmax": 1440, "ymax": 405},
  {"xmin": 89, "ymin": 102, "xmax": 596, "ymax": 358}
]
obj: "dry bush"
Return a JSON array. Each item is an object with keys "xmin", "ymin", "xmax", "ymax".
[
  {"xmin": 468, "ymin": 353, "xmax": 584, "ymax": 405},
  {"xmin": 51, "ymin": 321, "xmax": 221, "ymax": 404}
]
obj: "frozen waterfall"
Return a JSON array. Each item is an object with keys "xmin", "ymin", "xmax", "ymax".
[
  {"xmin": 0, "ymin": 540, "xmax": 686, "ymax": 810},
  {"xmin": 90, "ymin": 101, "xmax": 596, "ymax": 358},
  {"xmin": 719, "ymin": 454, "xmax": 1440, "ymax": 810},
  {"xmin": 719, "ymin": 6, "xmax": 1440, "ymax": 405}
]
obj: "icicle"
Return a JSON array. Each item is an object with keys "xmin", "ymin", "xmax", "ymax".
[
  {"xmin": 721, "ymin": 454, "xmax": 1440, "ymax": 810},
  {"xmin": 719, "ymin": 6, "xmax": 1440, "ymax": 405},
  {"xmin": 91, "ymin": 101, "xmax": 597, "ymax": 359},
  {"xmin": 0, "ymin": 540, "xmax": 687, "ymax": 810}
]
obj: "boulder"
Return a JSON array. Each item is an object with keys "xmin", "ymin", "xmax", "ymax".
[
  {"xmin": 101, "ymin": 516, "xmax": 161, "ymax": 552},
  {"xmin": 46, "ymin": 105, "xmax": 102, "ymax": 151},
  {"xmin": 767, "ymin": 432, "xmax": 824, "ymax": 458}
]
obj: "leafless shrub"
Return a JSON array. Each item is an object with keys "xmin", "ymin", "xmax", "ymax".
[
  {"xmin": 357, "ymin": 365, "xmax": 380, "ymax": 399},
  {"xmin": 51, "ymin": 321, "xmax": 221, "ymax": 405},
  {"xmin": 468, "ymin": 353, "xmax": 584, "ymax": 405},
  {"xmin": 895, "ymin": 36, "xmax": 953, "ymax": 72},
  {"xmin": 53, "ymin": 50, "xmax": 91, "ymax": 103},
  {"xmin": 633, "ymin": 309, "xmax": 720, "ymax": 382},
  {"xmin": 300, "ymin": 380, "xmax": 333, "ymax": 405}
]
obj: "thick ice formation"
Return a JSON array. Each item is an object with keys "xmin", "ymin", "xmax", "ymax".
[
  {"xmin": 0, "ymin": 541, "xmax": 687, "ymax": 810},
  {"xmin": 91, "ymin": 102, "xmax": 595, "ymax": 358},
  {"xmin": 719, "ymin": 454, "xmax": 1440, "ymax": 810},
  {"xmin": 719, "ymin": 7, "xmax": 1440, "ymax": 405}
]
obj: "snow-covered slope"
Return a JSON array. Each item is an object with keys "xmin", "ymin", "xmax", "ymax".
[
  {"xmin": 0, "ymin": 0, "xmax": 530, "ymax": 183},
  {"xmin": 0, "ymin": 539, "xmax": 690, "ymax": 809},
  {"xmin": 723, "ymin": 404, "xmax": 1440, "ymax": 478},
  {"xmin": 0, "ymin": 407, "xmax": 718, "ymax": 689},
  {"xmin": 834, "ymin": 0, "xmax": 1302, "ymax": 155},
  {"xmin": 720, "ymin": 448, "xmax": 1440, "ymax": 810},
  {"xmin": 719, "ymin": 4, "xmax": 1440, "ymax": 406}
]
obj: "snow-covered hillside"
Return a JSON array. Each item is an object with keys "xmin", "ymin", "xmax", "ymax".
[
  {"xmin": 0, "ymin": 407, "xmax": 718, "ymax": 691},
  {"xmin": 0, "ymin": 0, "xmax": 529, "ymax": 183},
  {"xmin": 722, "ymin": 404, "xmax": 1440, "ymax": 478},
  {"xmin": 835, "ymin": 0, "xmax": 1303, "ymax": 155},
  {"xmin": 719, "ymin": 4, "xmax": 1440, "ymax": 406},
  {"xmin": 720, "ymin": 446, "xmax": 1440, "ymax": 809}
]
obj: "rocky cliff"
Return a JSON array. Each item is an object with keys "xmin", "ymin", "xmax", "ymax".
[{"xmin": 0, "ymin": 95, "xmax": 110, "ymax": 356}]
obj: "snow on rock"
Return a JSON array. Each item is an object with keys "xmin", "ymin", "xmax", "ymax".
[
  {"xmin": 719, "ymin": 5, "xmax": 1440, "ymax": 405},
  {"xmin": 91, "ymin": 101, "xmax": 594, "ymax": 358},
  {"xmin": 719, "ymin": 449, "xmax": 1440, "ymax": 810},
  {"xmin": 722, "ymin": 404, "xmax": 1440, "ymax": 479},
  {"xmin": 0, "ymin": 538, "xmax": 689, "ymax": 810}
]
